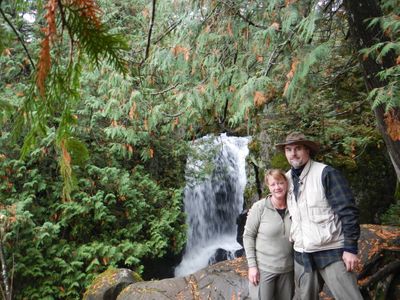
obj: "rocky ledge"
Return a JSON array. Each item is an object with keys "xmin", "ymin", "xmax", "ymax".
[{"xmin": 84, "ymin": 224, "xmax": 400, "ymax": 300}]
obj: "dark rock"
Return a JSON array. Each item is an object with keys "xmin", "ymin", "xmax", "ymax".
[
  {"xmin": 140, "ymin": 250, "xmax": 183, "ymax": 280},
  {"xmin": 236, "ymin": 209, "xmax": 248, "ymax": 247},
  {"xmin": 235, "ymin": 248, "xmax": 245, "ymax": 257},
  {"xmin": 208, "ymin": 248, "xmax": 232, "ymax": 265}
]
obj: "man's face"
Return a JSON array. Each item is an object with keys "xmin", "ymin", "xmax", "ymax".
[{"xmin": 284, "ymin": 144, "xmax": 310, "ymax": 168}]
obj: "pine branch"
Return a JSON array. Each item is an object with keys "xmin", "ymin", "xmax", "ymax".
[{"xmin": 0, "ymin": 0, "xmax": 35, "ymax": 69}]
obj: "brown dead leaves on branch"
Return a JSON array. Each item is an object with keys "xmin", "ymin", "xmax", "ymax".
[
  {"xmin": 36, "ymin": 0, "xmax": 57, "ymax": 97},
  {"xmin": 384, "ymin": 109, "xmax": 400, "ymax": 141},
  {"xmin": 171, "ymin": 45, "xmax": 190, "ymax": 61},
  {"xmin": 0, "ymin": 204, "xmax": 17, "ymax": 235},
  {"xmin": 36, "ymin": 0, "xmax": 102, "ymax": 97},
  {"xmin": 283, "ymin": 59, "xmax": 299, "ymax": 97}
]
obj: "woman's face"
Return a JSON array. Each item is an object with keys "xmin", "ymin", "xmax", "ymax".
[{"xmin": 267, "ymin": 175, "xmax": 288, "ymax": 200}]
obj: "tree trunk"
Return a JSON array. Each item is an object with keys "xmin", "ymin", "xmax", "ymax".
[
  {"xmin": 343, "ymin": 0, "xmax": 400, "ymax": 180},
  {"xmin": 0, "ymin": 239, "xmax": 11, "ymax": 300}
]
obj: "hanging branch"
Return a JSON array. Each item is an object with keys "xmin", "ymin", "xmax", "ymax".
[
  {"xmin": 0, "ymin": 0, "xmax": 35, "ymax": 69},
  {"xmin": 143, "ymin": 0, "xmax": 156, "ymax": 63}
]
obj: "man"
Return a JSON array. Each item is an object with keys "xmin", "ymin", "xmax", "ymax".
[{"xmin": 275, "ymin": 132, "xmax": 363, "ymax": 300}]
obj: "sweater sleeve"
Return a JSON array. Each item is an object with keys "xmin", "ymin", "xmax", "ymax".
[
  {"xmin": 242, "ymin": 201, "xmax": 263, "ymax": 268},
  {"xmin": 322, "ymin": 166, "xmax": 360, "ymax": 253}
]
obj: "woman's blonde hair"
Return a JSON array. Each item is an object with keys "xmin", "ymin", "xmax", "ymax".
[{"xmin": 264, "ymin": 169, "xmax": 288, "ymax": 185}]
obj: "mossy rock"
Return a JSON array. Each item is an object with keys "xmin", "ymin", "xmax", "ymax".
[{"xmin": 83, "ymin": 268, "xmax": 142, "ymax": 300}]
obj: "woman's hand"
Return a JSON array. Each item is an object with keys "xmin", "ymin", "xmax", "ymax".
[{"xmin": 248, "ymin": 266, "xmax": 260, "ymax": 286}]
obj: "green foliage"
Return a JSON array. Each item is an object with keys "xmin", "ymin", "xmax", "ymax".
[
  {"xmin": 0, "ymin": 2, "xmax": 187, "ymax": 294},
  {"xmin": 381, "ymin": 201, "xmax": 400, "ymax": 226},
  {"xmin": 0, "ymin": 150, "xmax": 186, "ymax": 299},
  {"xmin": 6, "ymin": 0, "xmax": 129, "ymax": 200},
  {"xmin": 1, "ymin": 0, "xmax": 399, "ymax": 298},
  {"xmin": 270, "ymin": 153, "xmax": 290, "ymax": 171},
  {"xmin": 361, "ymin": 3, "xmax": 400, "ymax": 112},
  {"xmin": 381, "ymin": 181, "xmax": 400, "ymax": 225},
  {"xmin": 64, "ymin": 4, "xmax": 129, "ymax": 73}
]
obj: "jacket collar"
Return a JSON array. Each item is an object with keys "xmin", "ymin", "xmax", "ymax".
[{"xmin": 299, "ymin": 159, "xmax": 313, "ymax": 182}]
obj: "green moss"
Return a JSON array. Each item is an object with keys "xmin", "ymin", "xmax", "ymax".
[
  {"xmin": 248, "ymin": 139, "xmax": 261, "ymax": 155},
  {"xmin": 83, "ymin": 268, "xmax": 143, "ymax": 299},
  {"xmin": 269, "ymin": 153, "xmax": 290, "ymax": 170},
  {"xmin": 131, "ymin": 271, "xmax": 143, "ymax": 282}
]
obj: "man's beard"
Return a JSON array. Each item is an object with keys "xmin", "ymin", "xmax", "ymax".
[{"xmin": 290, "ymin": 159, "xmax": 305, "ymax": 169}]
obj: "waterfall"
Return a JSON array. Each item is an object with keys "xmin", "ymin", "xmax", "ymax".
[{"xmin": 174, "ymin": 133, "xmax": 249, "ymax": 277}]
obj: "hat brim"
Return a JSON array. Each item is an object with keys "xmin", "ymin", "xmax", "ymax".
[{"xmin": 275, "ymin": 140, "xmax": 320, "ymax": 156}]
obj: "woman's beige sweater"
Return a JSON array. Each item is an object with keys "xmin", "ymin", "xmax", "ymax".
[{"xmin": 243, "ymin": 197, "xmax": 293, "ymax": 273}]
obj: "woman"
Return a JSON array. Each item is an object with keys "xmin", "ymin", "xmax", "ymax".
[{"xmin": 243, "ymin": 169, "xmax": 294, "ymax": 300}]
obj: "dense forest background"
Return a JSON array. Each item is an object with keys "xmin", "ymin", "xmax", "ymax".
[{"xmin": 0, "ymin": 0, "xmax": 399, "ymax": 299}]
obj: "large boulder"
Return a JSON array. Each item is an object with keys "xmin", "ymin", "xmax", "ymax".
[
  {"xmin": 83, "ymin": 268, "xmax": 142, "ymax": 300},
  {"xmin": 85, "ymin": 225, "xmax": 400, "ymax": 300},
  {"xmin": 117, "ymin": 257, "xmax": 248, "ymax": 300}
]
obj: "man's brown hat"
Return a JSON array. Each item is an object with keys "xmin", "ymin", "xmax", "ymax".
[{"xmin": 275, "ymin": 132, "xmax": 320, "ymax": 156}]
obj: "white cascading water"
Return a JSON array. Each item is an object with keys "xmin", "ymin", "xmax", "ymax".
[{"xmin": 174, "ymin": 133, "xmax": 249, "ymax": 277}]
